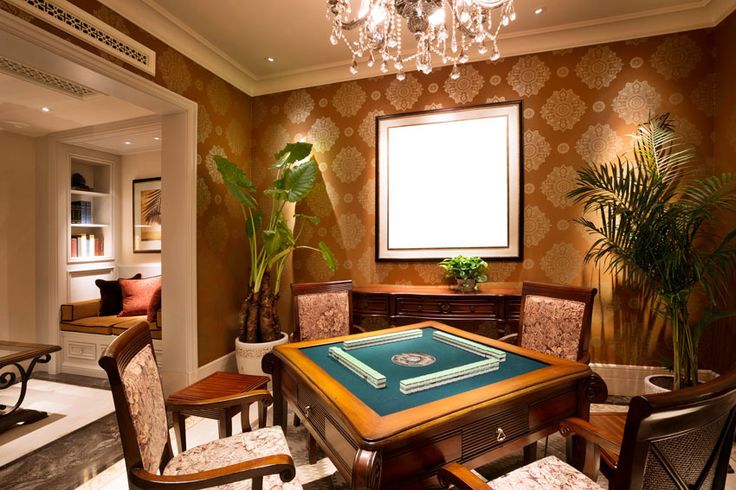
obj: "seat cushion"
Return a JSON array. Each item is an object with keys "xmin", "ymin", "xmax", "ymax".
[
  {"xmin": 163, "ymin": 426, "xmax": 302, "ymax": 489},
  {"xmin": 488, "ymin": 456, "xmax": 603, "ymax": 490}
]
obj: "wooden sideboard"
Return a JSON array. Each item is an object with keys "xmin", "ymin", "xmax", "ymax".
[{"xmin": 353, "ymin": 283, "xmax": 522, "ymax": 338}]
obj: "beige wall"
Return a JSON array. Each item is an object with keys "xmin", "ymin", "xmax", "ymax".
[
  {"xmin": 0, "ymin": 131, "xmax": 36, "ymax": 342},
  {"xmin": 119, "ymin": 150, "xmax": 162, "ymax": 268}
]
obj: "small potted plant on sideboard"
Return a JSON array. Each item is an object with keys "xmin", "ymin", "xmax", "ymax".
[{"xmin": 439, "ymin": 255, "xmax": 488, "ymax": 292}]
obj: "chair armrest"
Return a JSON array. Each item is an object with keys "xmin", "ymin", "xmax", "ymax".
[
  {"xmin": 559, "ymin": 417, "xmax": 622, "ymax": 455},
  {"xmin": 60, "ymin": 299, "xmax": 101, "ymax": 321},
  {"xmin": 130, "ymin": 454, "xmax": 296, "ymax": 489},
  {"xmin": 497, "ymin": 333, "xmax": 518, "ymax": 344},
  {"xmin": 167, "ymin": 390, "xmax": 273, "ymax": 412},
  {"xmin": 437, "ymin": 463, "xmax": 489, "ymax": 490}
]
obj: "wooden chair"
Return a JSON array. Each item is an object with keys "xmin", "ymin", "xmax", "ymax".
[
  {"xmin": 98, "ymin": 322, "xmax": 301, "ymax": 490},
  {"xmin": 291, "ymin": 280, "xmax": 354, "ymax": 342},
  {"xmin": 500, "ymin": 281, "xmax": 597, "ymax": 462},
  {"xmin": 438, "ymin": 368, "xmax": 736, "ymax": 489},
  {"xmin": 290, "ymin": 280, "xmax": 353, "ymax": 463},
  {"xmin": 501, "ymin": 281, "xmax": 597, "ymax": 363}
]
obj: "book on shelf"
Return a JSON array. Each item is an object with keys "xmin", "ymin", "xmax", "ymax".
[
  {"xmin": 71, "ymin": 200, "xmax": 93, "ymax": 224},
  {"xmin": 71, "ymin": 233, "xmax": 104, "ymax": 258}
]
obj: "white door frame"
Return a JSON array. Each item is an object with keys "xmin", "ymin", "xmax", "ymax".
[{"xmin": 0, "ymin": 10, "xmax": 199, "ymax": 392}]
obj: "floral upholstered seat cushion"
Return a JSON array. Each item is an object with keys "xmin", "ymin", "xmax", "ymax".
[
  {"xmin": 163, "ymin": 426, "xmax": 302, "ymax": 490},
  {"xmin": 296, "ymin": 291, "xmax": 350, "ymax": 341},
  {"xmin": 488, "ymin": 456, "xmax": 603, "ymax": 490},
  {"xmin": 521, "ymin": 295, "xmax": 586, "ymax": 361}
]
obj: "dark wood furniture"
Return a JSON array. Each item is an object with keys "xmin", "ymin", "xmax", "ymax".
[
  {"xmin": 352, "ymin": 283, "xmax": 522, "ymax": 338},
  {"xmin": 0, "ymin": 341, "xmax": 61, "ymax": 434},
  {"xmin": 500, "ymin": 281, "xmax": 597, "ymax": 364},
  {"xmin": 439, "ymin": 368, "xmax": 736, "ymax": 489},
  {"xmin": 99, "ymin": 322, "xmax": 297, "ymax": 490},
  {"xmin": 263, "ymin": 321, "xmax": 607, "ymax": 489},
  {"xmin": 166, "ymin": 371, "xmax": 270, "ymax": 451},
  {"xmin": 291, "ymin": 280, "xmax": 354, "ymax": 340}
]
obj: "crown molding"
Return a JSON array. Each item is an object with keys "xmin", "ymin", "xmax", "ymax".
[
  {"xmin": 99, "ymin": 0, "xmax": 257, "ymax": 95},
  {"xmin": 100, "ymin": 0, "xmax": 736, "ymax": 97}
]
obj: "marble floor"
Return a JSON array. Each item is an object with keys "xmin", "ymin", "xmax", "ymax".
[{"xmin": 1, "ymin": 374, "xmax": 734, "ymax": 489}]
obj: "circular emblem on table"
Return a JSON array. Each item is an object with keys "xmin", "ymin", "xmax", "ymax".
[{"xmin": 391, "ymin": 352, "xmax": 436, "ymax": 367}]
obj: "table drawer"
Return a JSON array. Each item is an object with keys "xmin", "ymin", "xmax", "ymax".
[
  {"xmin": 462, "ymin": 406, "xmax": 529, "ymax": 459},
  {"xmin": 396, "ymin": 297, "xmax": 500, "ymax": 317},
  {"xmin": 353, "ymin": 292, "xmax": 390, "ymax": 315}
]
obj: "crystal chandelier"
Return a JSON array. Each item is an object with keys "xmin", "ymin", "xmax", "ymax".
[{"xmin": 326, "ymin": 0, "xmax": 516, "ymax": 80}]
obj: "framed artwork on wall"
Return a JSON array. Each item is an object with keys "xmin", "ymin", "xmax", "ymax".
[
  {"xmin": 132, "ymin": 177, "xmax": 161, "ymax": 253},
  {"xmin": 376, "ymin": 101, "xmax": 523, "ymax": 261}
]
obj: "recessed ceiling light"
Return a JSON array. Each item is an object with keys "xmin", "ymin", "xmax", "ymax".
[
  {"xmin": 534, "ymin": 7, "xmax": 545, "ymax": 14},
  {"xmin": 124, "ymin": 141, "xmax": 132, "ymax": 145},
  {"xmin": 265, "ymin": 56, "xmax": 275, "ymax": 63},
  {"xmin": 41, "ymin": 106, "xmax": 51, "ymax": 113},
  {"xmin": 154, "ymin": 136, "xmax": 160, "ymax": 141}
]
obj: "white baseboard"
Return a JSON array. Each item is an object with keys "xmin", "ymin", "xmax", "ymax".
[
  {"xmin": 591, "ymin": 362, "xmax": 718, "ymax": 397},
  {"xmin": 196, "ymin": 351, "xmax": 236, "ymax": 380}
]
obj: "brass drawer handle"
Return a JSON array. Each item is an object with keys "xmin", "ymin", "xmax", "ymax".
[
  {"xmin": 304, "ymin": 405, "xmax": 312, "ymax": 418},
  {"xmin": 496, "ymin": 428, "xmax": 506, "ymax": 442}
]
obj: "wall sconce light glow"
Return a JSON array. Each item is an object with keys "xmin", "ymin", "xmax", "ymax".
[
  {"xmin": 41, "ymin": 106, "xmax": 51, "ymax": 112},
  {"xmin": 534, "ymin": 7, "xmax": 545, "ymax": 14},
  {"xmin": 154, "ymin": 136, "xmax": 160, "ymax": 141},
  {"xmin": 124, "ymin": 141, "xmax": 132, "ymax": 145},
  {"xmin": 265, "ymin": 56, "xmax": 275, "ymax": 62}
]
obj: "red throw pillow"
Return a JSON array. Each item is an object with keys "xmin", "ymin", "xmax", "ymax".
[
  {"xmin": 147, "ymin": 286, "xmax": 162, "ymax": 322},
  {"xmin": 119, "ymin": 276, "xmax": 162, "ymax": 317}
]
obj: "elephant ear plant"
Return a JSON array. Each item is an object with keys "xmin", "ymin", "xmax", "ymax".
[
  {"xmin": 215, "ymin": 142, "xmax": 336, "ymax": 344},
  {"xmin": 568, "ymin": 113, "xmax": 736, "ymax": 389}
]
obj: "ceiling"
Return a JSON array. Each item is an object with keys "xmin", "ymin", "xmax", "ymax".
[
  {"xmin": 102, "ymin": 0, "xmax": 736, "ymax": 95},
  {"xmin": 0, "ymin": 71, "xmax": 154, "ymax": 140}
]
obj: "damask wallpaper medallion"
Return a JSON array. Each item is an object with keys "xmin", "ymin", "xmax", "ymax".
[{"xmin": 251, "ymin": 28, "xmax": 722, "ymax": 366}]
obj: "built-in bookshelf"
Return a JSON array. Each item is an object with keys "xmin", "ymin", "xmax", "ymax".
[{"xmin": 68, "ymin": 157, "xmax": 113, "ymax": 263}]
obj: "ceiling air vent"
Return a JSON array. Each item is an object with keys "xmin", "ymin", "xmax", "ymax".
[
  {"xmin": 6, "ymin": 0, "xmax": 156, "ymax": 75},
  {"xmin": 0, "ymin": 56, "xmax": 99, "ymax": 98}
]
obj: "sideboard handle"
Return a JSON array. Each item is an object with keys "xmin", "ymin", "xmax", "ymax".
[{"xmin": 304, "ymin": 405, "xmax": 312, "ymax": 418}]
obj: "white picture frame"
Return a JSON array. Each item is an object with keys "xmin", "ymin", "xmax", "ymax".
[{"xmin": 376, "ymin": 101, "xmax": 522, "ymax": 261}]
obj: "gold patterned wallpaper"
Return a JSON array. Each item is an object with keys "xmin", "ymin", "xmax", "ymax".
[
  {"xmin": 0, "ymin": 0, "xmax": 253, "ymax": 366},
  {"xmin": 252, "ymin": 28, "xmax": 726, "ymax": 366}
]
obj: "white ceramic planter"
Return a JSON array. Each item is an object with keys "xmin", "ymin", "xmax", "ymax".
[
  {"xmin": 235, "ymin": 332, "xmax": 289, "ymax": 376},
  {"xmin": 644, "ymin": 374, "xmax": 673, "ymax": 394}
]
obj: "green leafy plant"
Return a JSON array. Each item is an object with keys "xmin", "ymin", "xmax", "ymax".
[
  {"xmin": 439, "ymin": 255, "xmax": 488, "ymax": 291},
  {"xmin": 215, "ymin": 142, "xmax": 336, "ymax": 343},
  {"xmin": 568, "ymin": 113, "xmax": 736, "ymax": 389}
]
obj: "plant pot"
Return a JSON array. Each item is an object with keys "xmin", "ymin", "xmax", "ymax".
[
  {"xmin": 644, "ymin": 374, "xmax": 673, "ymax": 394},
  {"xmin": 235, "ymin": 332, "xmax": 289, "ymax": 376},
  {"xmin": 455, "ymin": 278, "xmax": 478, "ymax": 293}
]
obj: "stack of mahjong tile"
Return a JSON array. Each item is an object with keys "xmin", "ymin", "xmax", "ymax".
[
  {"xmin": 342, "ymin": 329, "xmax": 422, "ymax": 350},
  {"xmin": 328, "ymin": 347, "xmax": 387, "ymax": 389}
]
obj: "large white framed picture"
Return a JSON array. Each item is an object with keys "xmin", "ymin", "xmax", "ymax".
[{"xmin": 376, "ymin": 101, "xmax": 522, "ymax": 261}]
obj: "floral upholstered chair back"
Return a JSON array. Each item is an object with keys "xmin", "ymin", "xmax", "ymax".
[
  {"xmin": 99, "ymin": 322, "xmax": 171, "ymax": 476},
  {"xmin": 293, "ymin": 281, "xmax": 352, "ymax": 342},
  {"xmin": 518, "ymin": 282, "xmax": 596, "ymax": 362}
]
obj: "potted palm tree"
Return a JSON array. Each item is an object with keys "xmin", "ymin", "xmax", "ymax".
[
  {"xmin": 568, "ymin": 114, "xmax": 736, "ymax": 391},
  {"xmin": 215, "ymin": 142, "xmax": 336, "ymax": 375}
]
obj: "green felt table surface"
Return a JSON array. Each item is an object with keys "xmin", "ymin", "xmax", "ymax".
[{"xmin": 300, "ymin": 327, "xmax": 547, "ymax": 416}]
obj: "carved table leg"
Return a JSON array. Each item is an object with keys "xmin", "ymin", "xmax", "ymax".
[
  {"xmin": 262, "ymin": 353, "xmax": 287, "ymax": 429},
  {"xmin": 0, "ymin": 354, "xmax": 53, "ymax": 434},
  {"xmin": 523, "ymin": 441, "xmax": 538, "ymax": 464},
  {"xmin": 352, "ymin": 449, "xmax": 382, "ymax": 490},
  {"xmin": 569, "ymin": 373, "xmax": 608, "ymax": 478}
]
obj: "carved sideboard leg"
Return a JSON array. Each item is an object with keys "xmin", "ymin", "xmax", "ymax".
[{"xmin": 352, "ymin": 449, "xmax": 382, "ymax": 490}]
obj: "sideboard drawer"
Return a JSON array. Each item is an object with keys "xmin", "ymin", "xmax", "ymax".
[
  {"xmin": 353, "ymin": 292, "xmax": 390, "ymax": 315},
  {"xmin": 395, "ymin": 297, "xmax": 500, "ymax": 317}
]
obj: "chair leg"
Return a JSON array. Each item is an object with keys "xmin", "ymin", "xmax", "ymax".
[
  {"xmin": 523, "ymin": 442, "xmax": 537, "ymax": 464},
  {"xmin": 293, "ymin": 412, "xmax": 301, "ymax": 427},
  {"xmin": 308, "ymin": 434, "xmax": 318, "ymax": 464},
  {"xmin": 259, "ymin": 401, "xmax": 267, "ymax": 429},
  {"xmin": 240, "ymin": 404, "xmax": 252, "ymax": 432},
  {"xmin": 218, "ymin": 412, "xmax": 233, "ymax": 439},
  {"xmin": 172, "ymin": 411, "xmax": 186, "ymax": 452}
]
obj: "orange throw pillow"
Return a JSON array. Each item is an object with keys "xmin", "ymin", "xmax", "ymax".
[
  {"xmin": 147, "ymin": 286, "xmax": 162, "ymax": 322},
  {"xmin": 119, "ymin": 276, "xmax": 162, "ymax": 317}
]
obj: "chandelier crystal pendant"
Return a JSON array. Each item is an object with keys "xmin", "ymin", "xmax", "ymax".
[{"xmin": 326, "ymin": 0, "xmax": 516, "ymax": 80}]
